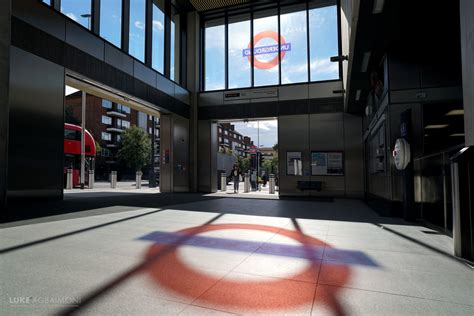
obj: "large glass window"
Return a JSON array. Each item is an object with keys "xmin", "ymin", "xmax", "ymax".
[
  {"xmin": 170, "ymin": 8, "xmax": 181, "ymax": 83},
  {"xmin": 170, "ymin": 20, "xmax": 176, "ymax": 81},
  {"xmin": 152, "ymin": 2, "xmax": 165, "ymax": 73},
  {"xmin": 280, "ymin": 5, "xmax": 308, "ymax": 84},
  {"xmin": 100, "ymin": 0, "xmax": 122, "ymax": 48},
  {"xmin": 253, "ymin": 10, "xmax": 279, "ymax": 87},
  {"xmin": 309, "ymin": 4, "xmax": 339, "ymax": 81},
  {"xmin": 204, "ymin": 19, "xmax": 225, "ymax": 91},
  {"xmin": 129, "ymin": 0, "xmax": 146, "ymax": 62},
  {"xmin": 228, "ymin": 15, "xmax": 251, "ymax": 89},
  {"xmin": 61, "ymin": 0, "xmax": 92, "ymax": 30},
  {"xmin": 42, "ymin": 0, "xmax": 51, "ymax": 6}
]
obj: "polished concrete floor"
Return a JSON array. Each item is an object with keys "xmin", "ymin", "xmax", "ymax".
[{"xmin": 1, "ymin": 195, "xmax": 473, "ymax": 315}]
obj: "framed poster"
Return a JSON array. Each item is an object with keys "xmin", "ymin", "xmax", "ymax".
[
  {"xmin": 286, "ymin": 151, "xmax": 302, "ymax": 175},
  {"xmin": 311, "ymin": 151, "xmax": 344, "ymax": 175}
]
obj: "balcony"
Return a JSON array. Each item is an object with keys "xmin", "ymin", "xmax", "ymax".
[
  {"xmin": 106, "ymin": 127, "xmax": 125, "ymax": 133},
  {"xmin": 107, "ymin": 110, "xmax": 127, "ymax": 118}
]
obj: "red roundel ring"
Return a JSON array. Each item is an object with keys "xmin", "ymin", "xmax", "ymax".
[
  {"xmin": 144, "ymin": 223, "xmax": 350, "ymax": 311},
  {"xmin": 248, "ymin": 31, "xmax": 287, "ymax": 70}
]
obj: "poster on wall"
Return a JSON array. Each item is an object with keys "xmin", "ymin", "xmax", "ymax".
[
  {"xmin": 311, "ymin": 152, "xmax": 344, "ymax": 175},
  {"xmin": 286, "ymin": 151, "xmax": 302, "ymax": 175}
]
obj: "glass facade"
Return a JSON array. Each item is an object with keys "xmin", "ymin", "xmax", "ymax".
[
  {"xmin": 170, "ymin": 20, "xmax": 176, "ymax": 81},
  {"xmin": 61, "ymin": 0, "xmax": 92, "ymax": 30},
  {"xmin": 253, "ymin": 11, "xmax": 279, "ymax": 87},
  {"xmin": 204, "ymin": 20, "xmax": 225, "ymax": 91},
  {"xmin": 280, "ymin": 6, "xmax": 308, "ymax": 84},
  {"xmin": 309, "ymin": 5, "xmax": 339, "ymax": 81},
  {"xmin": 152, "ymin": 3, "xmax": 165, "ymax": 73},
  {"xmin": 100, "ymin": 0, "xmax": 122, "ymax": 48},
  {"xmin": 228, "ymin": 15, "xmax": 251, "ymax": 89},
  {"xmin": 203, "ymin": 1, "xmax": 339, "ymax": 91},
  {"xmin": 129, "ymin": 0, "xmax": 146, "ymax": 62}
]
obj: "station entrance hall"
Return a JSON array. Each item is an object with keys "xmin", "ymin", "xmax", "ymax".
[{"xmin": 1, "ymin": 0, "xmax": 473, "ymax": 315}]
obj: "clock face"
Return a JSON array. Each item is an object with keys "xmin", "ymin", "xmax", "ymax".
[{"xmin": 393, "ymin": 138, "xmax": 410, "ymax": 170}]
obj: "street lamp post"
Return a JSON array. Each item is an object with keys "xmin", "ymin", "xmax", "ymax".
[{"xmin": 80, "ymin": 13, "xmax": 92, "ymax": 30}]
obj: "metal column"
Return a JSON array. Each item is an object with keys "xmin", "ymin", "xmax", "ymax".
[{"xmin": 80, "ymin": 91, "xmax": 86, "ymax": 190}]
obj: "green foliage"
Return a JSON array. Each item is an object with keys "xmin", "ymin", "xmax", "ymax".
[
  {"xmin": 95, "ymin": 141, "xmax": 102, "ymax": 154},
  {"xmin": 272, "ymin": 143, "xmax": 278, "ymax": 152},
  {"xmin": 117, "ymin": 126, "xmax": 151, "ymax": 172},
  {"xmin": 237, "ymin": 155, "xmax": 251, "ymax": 172},
  {"xmin": 262, "ymin": 157, "xmax": 279, "ymax": 175}
]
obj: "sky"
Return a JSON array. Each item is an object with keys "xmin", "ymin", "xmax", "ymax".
[
  {"xmin": 205, "ymin": 5, "xmax": 339, "ymax": 90},
  {"xmin": 232, "ymin": 120, "xmax": 278, "ymax": 148}
]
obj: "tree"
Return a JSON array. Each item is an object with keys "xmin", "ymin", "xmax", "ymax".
[
  {"xmin": 272, "ymin": 143, "xmax": 278, "ymax": 152},
  {"xmin": 117, "ymin": 126, "xmax": 151, "ymax": 172},
  {"xmin": 237, "ymin": 155, "xmax": 251, "ymax": 173}
]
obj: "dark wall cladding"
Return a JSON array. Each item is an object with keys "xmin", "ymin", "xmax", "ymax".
[
  {"xmin": 11, "ymin": 16, "xmax": 190, "ymax": 119},
  {"xmin": 198, "ymin": 97, "xmax": 343, "ymax": 120},
  {"xmin": 8, "ymin": 46, "xmax": 64, "ymax": 196}
]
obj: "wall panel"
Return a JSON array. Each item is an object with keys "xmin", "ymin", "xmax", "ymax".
[{"xmin": 8, "ymin": 46, "xmax": 64, "ymax": 199}]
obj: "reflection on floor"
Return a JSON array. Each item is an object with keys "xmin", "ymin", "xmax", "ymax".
[{"xmin": 1, "ymin": 197, "xmax": 473, "ymax": 315}]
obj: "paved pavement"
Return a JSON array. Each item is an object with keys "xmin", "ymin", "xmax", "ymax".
[{"xmin": 1, "ymin": 196, "xmax": 473, "ymax": 315}]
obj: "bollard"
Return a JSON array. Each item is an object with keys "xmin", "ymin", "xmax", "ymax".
[
  {"xmin": 88, "ymin": 170, "xmax": 95, "ymax": 189},
  {"xmin": 66, "ymin": 168, "xmax": 73, "ymax": 190},
  {"xmin": 220, "ymin": 172, "xmax": 227, "ymax": 192},
  {"xmin": 269, "ymin": 174, "xmax": 275, "ymax": 194},
  {"xmin": 110, "ymin": 171, "xmax": 117, "ymax": 189},
  {"xmin": 244, "ymin": 172, "xmax": 250, "ymax": 193},
  {"xmin": 136, "ymin": 171, "xmax": 142, "ymax": 189}
]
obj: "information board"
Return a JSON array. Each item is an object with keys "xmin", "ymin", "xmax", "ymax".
[{"xmin": 311, "ymin": 152, "xmax": 344, "ymax": 175}]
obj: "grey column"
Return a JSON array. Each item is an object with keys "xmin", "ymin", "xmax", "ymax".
[
  {"xmin": 460, "ymin": 0, "xmax": 474, "ymax": 146},
  {"xmin": 187, "ymin": 12, "xmax": 200, "ymax": 192},
  {"xmin": 160, "ymin": 114, "xmax": 173, "ymax": 192},
  {"xmin": 0, "ymin": 0, "xmax": 11, "ymax": 209}
]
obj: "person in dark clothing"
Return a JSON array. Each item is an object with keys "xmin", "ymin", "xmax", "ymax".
[{"xmin": 230, "ymin": 164, "xmax": 241, "ymax": 193}]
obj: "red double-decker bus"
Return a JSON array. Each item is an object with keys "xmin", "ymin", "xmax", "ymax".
[{"xmin": 64, "ymin": 123, "xmax": 96, "ymax": 187}]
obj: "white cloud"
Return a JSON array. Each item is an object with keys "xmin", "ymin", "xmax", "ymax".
[
  {"xmin": 245, "ymin": 120, "xmax": 278, "ymax": 131},
  {"xmin": 134, "ymin": 20, "xmax": 145, "ymax": 30},
  {"xmin": 310, "ymin": 58, "xmax": 338, "ymax": 75},
  {"xmin": 153, "ymin": 20, "xmax": 164, "ymax": 32},
  {"xmin": 65, "ymin": 13, "xmax": 78, "ymax": 22}
]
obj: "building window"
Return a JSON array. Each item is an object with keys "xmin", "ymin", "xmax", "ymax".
[
  {"xmin": 224, "ymin": 130, "xmax": 228, "ymax": 135},
  {"xmin": 219, "ymin": 137, "xmax": 222, "ymax": 143},
  {"xmin": 102, "ymin": 99, "xmax": 112, "ymax": 109},
  {"xmin": 309, "ymin": 4, "xmax": 339, "ymax": 81},
  {"xmin": 117, "ymin": 104, "xmax": 131, "ymax": 114},
  {"xmin": 101, "ymin": 132, "xmax": 112, "ymax": 141},
  {"xmin": 60, "ymin": 0, "xmax": 92, "ymax": 30},
  {"xmin": 138, "ymin": 112, "xmax": 147, "ymax": 129},
  {"xmin": 100, "ymin": 0, "xmax": 122, "ymax": 48},
  {"xmin": 118, "ymin": 120, "xmax": 130, "ymax": 129},
  {"xmin": 281, "ymin": 5, "xmax": 308, "ymax": 84},
  {"xmin": 253, "ymin": 10, "xmax": 279, "ymax": 87},
  {"xmin": 129, "ymin": 0, "xmax": 146, "ymax": 62},
  {"xmin": 228, "ymin": 15, "xmax": 251, "ymax": 89},
  {"xmin": 117, "ymin": 134, "xmax": 122, "ymax": 142},
  {"xmin": 219, "ymin": 128, "xmax": 222, "ymax": 133},
  {"xmin": 152, "ymin": 1, "xmax": 165, "ymax": 73},
  {"xmin": 224, "ymin": 138, "xmax": 229, "ymax": 144},
  {"xmin": 204, "ymin": 19, "xmax": 225, "ymax": 91},
  {"xmin": 102, "ymin": 115, "xmax": 112, "ymax": 125}
]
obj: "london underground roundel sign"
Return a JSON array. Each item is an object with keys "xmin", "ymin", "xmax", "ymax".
[
  {"xmin": 242, "ymin": 31, "xmax": 291, "ymax": 70},
  {"xmin": 393, "ymin": 138, "xmax": 411, "ymax": 170}
]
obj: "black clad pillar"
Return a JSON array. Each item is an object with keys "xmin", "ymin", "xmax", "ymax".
[{"xmin": 0, "ymin": 0, "xmax": 11, "ymax": 210}]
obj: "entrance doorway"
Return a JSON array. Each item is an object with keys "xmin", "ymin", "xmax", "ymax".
[
  {"xmin": 216, "ymin": 118, "xmax": 278, "ymax": 197},
  {"xmin": 63, "ymin": 73, "xmax": 161, "ymax": 193}
]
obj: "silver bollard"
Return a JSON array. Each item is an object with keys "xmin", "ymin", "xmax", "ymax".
[
  {"xmin": 244, "ymin": 172, "xmax": 250, "ymax": 193},
  {"xmin": 66, "ymin": 168, "xmax": 73, "ymax": 190},
  {"xmin": 136, "ymin": 171, "xmax": 142, "ymax": 189},
  {"xmin": 88, "ymin": 170, "xmax": 95, "ymax": 189},
  {"xmin": 110, "ymin": 171, "xmax": 117, "ymax": 189},
  {"xmin": 220, "ymin": 172, "xmax": 227, "ymax": 192},
  {"xmin": 269, "ymin": 174, "xmax": 275, "ymax": 194}
]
